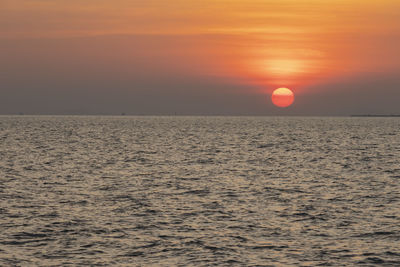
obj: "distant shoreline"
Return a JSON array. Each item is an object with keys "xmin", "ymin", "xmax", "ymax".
[
  {"xmin": 350, "ymin": 115, "xmax": 400, "ymax": 117},
  {"xmin": 1, "ymin": 114, "xmax": 400, "ymax": 117}
]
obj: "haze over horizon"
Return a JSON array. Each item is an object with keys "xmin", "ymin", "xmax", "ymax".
[{"xmin": 1, "ymin": 0, "xmax": 400, "ymax": 115}]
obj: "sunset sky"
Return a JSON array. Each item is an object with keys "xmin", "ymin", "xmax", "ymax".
[{"xmin": 1, "ymin": 0, "xmax": 400, "ymax": 115}]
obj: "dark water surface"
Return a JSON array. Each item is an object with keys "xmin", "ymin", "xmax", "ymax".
[{"xmin": 1, "ymin": 116, "xmax": 399, "ymax": 266}]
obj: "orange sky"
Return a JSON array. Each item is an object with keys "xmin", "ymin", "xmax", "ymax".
[{"xmin": 1, "ymin": 0, "xmax": 400, "ymax": 114}]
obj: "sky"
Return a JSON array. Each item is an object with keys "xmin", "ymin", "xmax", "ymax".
[{"xmin": 1, "ymin": 0, "xmax": 400, "ymax": 115}]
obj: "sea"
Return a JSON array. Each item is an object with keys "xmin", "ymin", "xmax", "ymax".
[{"xmin": 0, "ymin": 116, "xmax": 399, "ymax": 266}]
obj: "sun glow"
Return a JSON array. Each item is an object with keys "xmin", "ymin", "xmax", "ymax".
[{"xmin": 271, "ymin": 88, "xmax": 295, "ymax": 108}]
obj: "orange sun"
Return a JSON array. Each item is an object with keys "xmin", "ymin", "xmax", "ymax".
[{"xmin": 271, "ymin": 88, "xmax": 294, "ymax": 108}]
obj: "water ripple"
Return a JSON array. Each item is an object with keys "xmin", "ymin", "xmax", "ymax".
[{"xmin": 1, "ymin": 116, "xmax": 400, "ymax": 266}]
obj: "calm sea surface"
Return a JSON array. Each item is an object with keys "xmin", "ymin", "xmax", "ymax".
[{"xmin": 0, "ymin": 116, "xmax": 399, "ymax": 266}]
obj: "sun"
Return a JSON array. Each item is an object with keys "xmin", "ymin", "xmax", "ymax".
[{"xmin": 271, "ymin": 88, "xmax": 294, "ymax": 108}]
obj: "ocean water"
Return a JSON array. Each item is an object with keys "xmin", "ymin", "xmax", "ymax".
[{"xmin": 0, "ymin": 116, "xmax": 399, "ymax": 266}]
